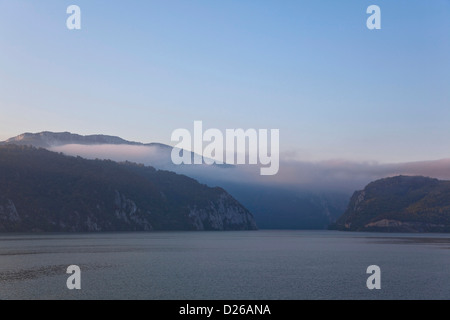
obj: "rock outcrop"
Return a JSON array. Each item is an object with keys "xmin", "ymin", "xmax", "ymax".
[{"xmin": 188, "ymin": 193, "xmax": 257, "ymax": 230}]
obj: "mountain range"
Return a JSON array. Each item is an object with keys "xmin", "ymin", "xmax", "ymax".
[
  {"xmin": 2, "ymin": 132, "xmax": 450, "ymax": 232},
  {"xmin": 1, "ymin": 131, "xmax": 349, "ymax": 229}
]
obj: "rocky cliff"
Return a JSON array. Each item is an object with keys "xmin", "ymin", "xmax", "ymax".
[
  {"xmin": 334, "ymin": 176, "xmax": 450, "ymax": 232},
  {"xmin": 0, "ymin": 145, "xmax": 257, "ymax": 232}
]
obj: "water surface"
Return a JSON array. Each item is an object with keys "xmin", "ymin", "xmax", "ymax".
[{"xmin": 0, "ymin": 230, "xmax": 448, "ymax": 299}]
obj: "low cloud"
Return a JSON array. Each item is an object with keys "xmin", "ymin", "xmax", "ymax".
[
  {"xmin": 50, "ymin": 144, "xmax": 450, "ymax": 194},
  {"xmin": 264, "ymin": 158, "xmax": 450, "ymax": 192}
]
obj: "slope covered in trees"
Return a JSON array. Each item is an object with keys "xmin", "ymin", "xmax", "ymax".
[
  {"xmin": 0, "ymin": 145, "xmax": 257, "ymax": 232},
  {"xmin": 334, "ymin": 176, "xmax": 450, "ymax": 232}
]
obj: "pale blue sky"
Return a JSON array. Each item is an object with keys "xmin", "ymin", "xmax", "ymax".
[{"xmin": 0, "ymin": 0, "xmax": 449, "ymax": 162}]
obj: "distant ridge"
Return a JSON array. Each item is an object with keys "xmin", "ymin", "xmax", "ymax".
[
  {"xmin": 0, "ymin": 131, "xmax": 229, "ymax": 169},
  {"xmin": 1, "ymin": 132, "xmax": 171, "ymax": 149}
]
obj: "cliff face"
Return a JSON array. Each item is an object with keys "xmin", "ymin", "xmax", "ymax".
[
  {"xmin": 0, "ymin": 145, "xmax": 257, "ymax": 232},
  {"xmin": 334, "ymin": 176, "xmax": 450, "ymax": 232},
  {"xmin": 188, "ymin": 193, "xmax": 257, "ymax": 231},
  {"xmin": 0, "ymin": 197, "xmax": 21, "ymax": 232}
]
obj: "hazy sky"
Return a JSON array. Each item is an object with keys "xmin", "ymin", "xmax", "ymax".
[{"xmin": 0, "ymin": 0, "xmax": 449, "ymax": 163}]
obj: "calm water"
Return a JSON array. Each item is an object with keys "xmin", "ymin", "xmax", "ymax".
[{"xmin": 0, "ymin": 230, "xmax": 449, "ymax": 300}]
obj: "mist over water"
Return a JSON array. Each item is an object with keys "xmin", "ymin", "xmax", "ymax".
[{"xmin": 0, "ymin": 231, "xmax": 449, "ymax": 300}]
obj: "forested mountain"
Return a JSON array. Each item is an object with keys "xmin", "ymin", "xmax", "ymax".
[
  {"xmin": 0, "ymin": 145, "xmax": 257, "ymax": 232},
  {"xmin": 333, "ymin": 176, "xmax": 450, "ymax": 232}
]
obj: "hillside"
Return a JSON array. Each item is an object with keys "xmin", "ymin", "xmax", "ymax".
[
  {"xmin": 0, "ymin": 145, "xmax": 257, "ymax": 232},
  {"xmin": 334, "ymin": 175, "xmax": 450, "ymax": 232}
]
